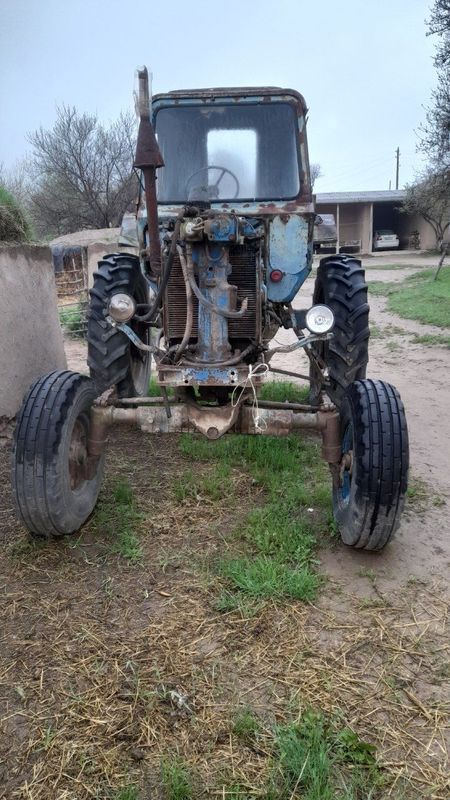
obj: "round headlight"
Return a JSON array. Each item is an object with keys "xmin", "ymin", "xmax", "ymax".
[
  {"xmin": 306, "ymin": 304, "xmax": 334, "ymax": 334},
  {"xmin": 108, "ymin": 293, "xmax": 136, "ymax": 323}
]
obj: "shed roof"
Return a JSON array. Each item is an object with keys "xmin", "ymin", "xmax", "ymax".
[{"xmin": 316, "ymin": 190, "xmax": 406, "ymax": 205}]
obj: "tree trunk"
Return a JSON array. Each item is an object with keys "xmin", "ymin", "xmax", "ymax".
[{"xmin": 434, "ymin": 242, "xmax": 448, "ymax": 281}]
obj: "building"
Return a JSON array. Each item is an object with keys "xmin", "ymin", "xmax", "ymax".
[{"xmin": 315, "ymin": 190, "xmax": 437, "ymax": 254}]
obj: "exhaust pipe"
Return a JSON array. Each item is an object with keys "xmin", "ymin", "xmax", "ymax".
[{"xmin": 134, "ymin": 66, "xmax": 164, "ymax": 275}]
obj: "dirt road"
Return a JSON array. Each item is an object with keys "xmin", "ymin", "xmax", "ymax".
[{"xmin": 270, "ymin": 255, "xmax": 450, "ymax": 591}]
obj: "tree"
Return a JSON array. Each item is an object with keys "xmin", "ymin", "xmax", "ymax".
[
  {"xmin": 420, "ymin": 2, "xmax": 450, "ymax": 168},
  {"xmin": 428, "ymin": 0, "xmax": 450, "ymax": 67},
  {"xmin": 402, "ymin": 169, "xmax": 450, "ymax": 278},
  {"xmin": 28, "ymin": 106, "xmax": 138, "ymax": 237},
  {"xmin": 310, "ymin": 163, "xmax": 323, "ymax": 190}
]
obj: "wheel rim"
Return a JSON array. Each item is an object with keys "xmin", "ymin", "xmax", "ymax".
[
  {"xmin": 338, "ymin": 422, "xmax": 353, "ymax": 507},
  {"xmin": 68, "ymin": 415, "xmax": 89, "ymax": 490}
]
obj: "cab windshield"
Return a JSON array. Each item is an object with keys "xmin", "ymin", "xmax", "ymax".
[{"xmin": 154, "ymin": 101, "xmax": 301, "ymax": 203}]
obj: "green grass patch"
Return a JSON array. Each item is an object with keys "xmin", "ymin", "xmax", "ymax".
[
  {"xmin": 161, "ymin": 756, "xmax": 193, "ymax": 800},
  {"xmin": 173, "ymin": 463, "xmax": 231, "ymax": 503},
  {"xmin": 369, "ymin": 268, "xmax": 450, "ymax": 327},
  {"xmin": 411, "ymin": 333, "xmax": 450, "ymax": 348},
  {"xmin": 258, "ymin": 381, "xmax": 309, "ymax": 404},
  {"xmin": 269, "ymin": 710, "xmax": 384, "ymax": 800},
  {"xmin": 59, "ymin": 303, "xmax": 86, "ymax": 338},
  {"xmin": 364, "ymin": 262, "xmax": 421, "ymax": 271},
  {"xmin": 219, "ymin": 556, "xmax": 320, "ymax": 602},
  {"xmin": 148, "ymin": 376, "xmax": 174, "ymax": 397},
  {"xmin": 179, "ymin": 412, "xmax": 332, "ymax": 607},
  {"xmin": 93, "ymin": 479, "xmax": 143, "ymax": 561}
]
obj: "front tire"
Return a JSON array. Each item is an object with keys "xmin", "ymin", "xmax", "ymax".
[
  {"xmin": 333, "ymin": 379, "xmax": 409, "ymax": 550},
  {"xmin": 309, "ymin": 255, "xmax": 370, "ymax": 407},
  {"xmin": 11, "ymin": 370, "xmax": 104, "ymax": 538}
]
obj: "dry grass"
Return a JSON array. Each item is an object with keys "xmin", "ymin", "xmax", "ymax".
[{"xmin": 0, "ymin": 431, "xmax": 449, "ymax": 799}]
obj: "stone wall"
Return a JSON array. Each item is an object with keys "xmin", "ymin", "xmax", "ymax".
[{"xmin": 0, "ymin": 244, "xmax": 67, "ymax": 418}]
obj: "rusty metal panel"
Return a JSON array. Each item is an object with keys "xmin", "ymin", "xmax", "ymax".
[{"xmin": 267, "ymin": 214, "xmax": 312, "ymax": 302}]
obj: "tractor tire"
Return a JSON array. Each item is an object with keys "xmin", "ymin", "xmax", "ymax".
[
  {"xmin": 333, "ymin": 379, "xmax": 409, "ymax": 551},
  {"xmin": 11, "ymin": 370, "xmax": 104, "ymax": 538},
  {"xmin": 87, "ymin": 253, "xmax": 151, "ymax": 397},
  {"xmin": 309, "ymin": 254, "xmax": 370, "ymax": 407}
]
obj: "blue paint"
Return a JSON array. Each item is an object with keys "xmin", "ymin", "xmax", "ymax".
[{"xmin": 267, "ymin": 215, "xmax": 312, "ymax": 303}]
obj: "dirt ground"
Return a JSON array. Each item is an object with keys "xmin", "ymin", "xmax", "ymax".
[{"xmin": 0, "ymin": 254, "xmax": 449, "ymax": 799}]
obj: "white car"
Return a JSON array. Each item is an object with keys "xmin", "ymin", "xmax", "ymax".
[{"xmin": 373, "ymin": 229, "xmax": 399, "ymax": 250}]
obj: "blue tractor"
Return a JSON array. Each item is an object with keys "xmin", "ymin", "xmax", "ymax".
[{"xmin": 12, "ymin": 68, "xmax": 409, "ymax": 551}]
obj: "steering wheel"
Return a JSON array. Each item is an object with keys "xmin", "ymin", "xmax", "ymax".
[{"xmin": 185, "ymin": 165, "xmax": 240, "ymax": 201}]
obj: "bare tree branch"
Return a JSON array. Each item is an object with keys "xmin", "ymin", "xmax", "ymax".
[{"xmin": 27, "ymin": 106, "xmax": 138, "ymax": 237}]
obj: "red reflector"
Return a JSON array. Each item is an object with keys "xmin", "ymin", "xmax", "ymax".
[{"xmin": 270, "ymin": 269, "xmax": 284, "ymax": 282}]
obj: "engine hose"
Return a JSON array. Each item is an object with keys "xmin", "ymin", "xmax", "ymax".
[
  {"xmin": 185, "ymin": 248, "xmax": 249, "ymax": 320},
  {"xmin": 134, "ymin": 215, "xmax": 183, "ymax": 323},
  {"xmin": 180, "ymin": 343, "xmax": 254, "ymax": 368},
  {"xmin": 174, "ymin": 245, "xmax": 194, "ymax": 362}
]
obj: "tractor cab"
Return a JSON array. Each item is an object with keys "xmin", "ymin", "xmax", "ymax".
[{"xmin": 151, "ymin": 88, "xmax": 311, "ymax": 208}]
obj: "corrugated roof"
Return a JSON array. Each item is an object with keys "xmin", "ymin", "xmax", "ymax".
[{"xmin": 316, "ymin": 190, "xmax": 406, "ymax": 204}]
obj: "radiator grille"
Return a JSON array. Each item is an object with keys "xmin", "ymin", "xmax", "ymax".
[{"xmin": 164, "ymin": 245, "xmax": 258, "ymax": 342}]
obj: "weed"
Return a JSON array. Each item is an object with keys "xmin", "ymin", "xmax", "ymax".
[
  {"xmin": 386, "ymin": 340, "xmax": 401, "ymax": 351},
  {"xmin": 58, "ymin": 303, "xmax": 86, "ymax": 338},
  {"xmin": 437, "ymin": 661, "xmax": 450, "ymax": 679},
  {"xmin": 161, "ymin": 756, "xmax": 193, "ymax": 800},
  {"xmin": 8, "ymin": 535, "xmax": 47, "ymax": 559},
  {"xmin": 406, "ymin": 477, "xmax": 429, "ymax": 512},
  {"xmin": 258, "ymin": 381, "xmax": 310, "ymax": 404},
  {"xmin": 93, "ymin": 479, "xmax": 142, "ymax": 561},
  {"xmin": 369, "ymin": 323, "xmax": 384, "ymax": 339},
  {"xmin": 173, "ymin": 463, "xmax": 231, "ymax": 502},
  {"xmin": 357, "ymin": 567, "xmax": 376, "ymax": 583},
  {"xmin": 270, "ymin": 710, "xmax": 382, "ymax": 800},
  {"xmin": 112, "ymin": 787, "xmax": 139, "ymax": 800},
  {"xmin": 213, "ymin": 590, "xmax": 261, "ymax": 616},
  {"xmin": 219, "ymin": 556, "xmax": 320, "ymax": 602},
  {"xmin": 412, "ymin": 333, "xmax": 450, "ymax": 348},
  {"xmin": 232, "ymin": 709, "xmax": 261, "ymax": 741}
]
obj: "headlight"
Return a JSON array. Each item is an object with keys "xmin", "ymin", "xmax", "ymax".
[
  {"xmin": 108, "ymin": 293, "xmax": 136, "ymax": 323},
  {"xmin": 306, "ymin": 304, "xmax": 334, "ymax": 334}
]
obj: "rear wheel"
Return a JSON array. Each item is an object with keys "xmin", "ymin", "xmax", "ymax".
[
  {"xmin": 333, "ymin": 379, "xmax": 409, "ymax": 550},
  {"xmin": 309, "ymin": 255, "xmax": 370, "ymax": 407},
  {"xmin": 87, "ymin": 253, "xmax": 151, "ymax": 398},
  {"xmin": 12, "ymin": 370, "xmax": 104, "ymax": 538}
]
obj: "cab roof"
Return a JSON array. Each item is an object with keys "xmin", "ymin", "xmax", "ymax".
[{"xmin": 152, "ymin": 86, "xmax": 308, "ymax": 114}]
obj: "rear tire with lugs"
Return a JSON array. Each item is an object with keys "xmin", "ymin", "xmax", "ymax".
[
  {"xmin": 333, "ymin": 379, "xmax": 409, "ymax": 551},
  {"xmin": 87, "ymin": 253, "xmax": 151, "ymax": 398},
  {"xmin": 11, "ymin": 370, "xmax": 104, "ymax": 538},
  {"xmin": 309, "ymin": 254, "xmax": 370, "ymax": 407}
]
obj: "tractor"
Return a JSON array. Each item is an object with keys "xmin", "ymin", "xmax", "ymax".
[{"xmin": 11, "ymin": 68, "xmax": 409, "ymax": 551}]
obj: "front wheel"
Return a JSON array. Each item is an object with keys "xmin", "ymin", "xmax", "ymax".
[
  {"xmin": 11, "ymin": 370, "xmax": 104, "ymax": 538},
  {"xmin": 333, "ymin": 379, "xmax": 409, "ymax": 550}
]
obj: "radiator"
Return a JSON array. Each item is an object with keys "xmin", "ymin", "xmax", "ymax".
[{"xmin": 164, "ymin": 245, "xmax": 259, "ymax": 343}]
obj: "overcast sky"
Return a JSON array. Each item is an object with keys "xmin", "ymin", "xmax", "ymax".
[{"xmin": 0, "ymin": 0, "xmax": 437, "ymax": 193}]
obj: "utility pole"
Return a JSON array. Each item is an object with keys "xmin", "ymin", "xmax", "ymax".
[{"xmin": 395, "ymin": 147, "xmax": 400, "ymax": 190}]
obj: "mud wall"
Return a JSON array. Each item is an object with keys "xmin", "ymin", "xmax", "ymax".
[{"xmin": 0, "ymin": 244, "xmax": 67, "ymax": 418}]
